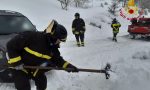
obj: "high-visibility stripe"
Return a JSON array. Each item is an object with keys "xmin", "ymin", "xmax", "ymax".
[
  {"xmin": 113, "ymin": 24, "xmax": 120, "ymax": 27},
  {"xmin": 112, "ymin": 24, "xmax": 120, "ymax": 31},
  {"xmin": 33, "ymin": 69, "xmax": 39, "ymax": 77},
  {"xmin": 63, "ymin": 62, "xmax": 69, "ymax": 69},
  {"xmin": 60, "ymin": 38, "xmax": 67, "ymax": 42},
  {"xmin": 77, "ymin": 42, "xmax": 80, "ymax": 44},
  {"xmin": 8, "ymin": 56, "xmax": 21, "ymax": 64},
  {"xmin": 24, "ymin": 47, "xmax": 51, "ymax": 60},
  {"xmin": 21, "ymin": 69, "xmax": 28, "ymax": 74},
  {"xmin": 81, "ymin": 42, "xmax": 84, "ymax": 45},
  {"xmin": 113, "ymin": 29, "xmax": 119, "ymax": 33},
  {"xmin": 75, "ymin": 32, "xmax": 79, "ymax": 34}
]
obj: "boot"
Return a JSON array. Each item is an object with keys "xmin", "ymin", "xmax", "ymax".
[
  {"xmin": 77, "ymin": 44, "xmax": 80, "ymax": 47},
  {"xmin": 77, "ymin": 42, "xmax": 80, "ymax": 47},
  {"xmin": 81, "ymin": 42, "xmax": 84, "ymax": 47},
  {"xmin": 114, "ymin": 37, "xmax": 117, "ymax": 42}
]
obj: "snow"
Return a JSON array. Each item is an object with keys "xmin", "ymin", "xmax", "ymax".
[{"xmin": 0, "ymin": 0, "xmax": 150, "ymax": 90}]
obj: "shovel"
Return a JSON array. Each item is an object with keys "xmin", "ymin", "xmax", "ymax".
[{"xmin": 22, "ymin": 63, "xmax": 112, "ymax": 79}]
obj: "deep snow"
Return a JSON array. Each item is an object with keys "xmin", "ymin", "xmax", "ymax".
[{"xmin": 0, "ymin": 0, "xmax": 150, "ymax": 90}]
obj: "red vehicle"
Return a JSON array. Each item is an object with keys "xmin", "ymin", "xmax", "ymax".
[{"xmin": 128, "ymin": 18, "xmax": 150, "ymax": 39}]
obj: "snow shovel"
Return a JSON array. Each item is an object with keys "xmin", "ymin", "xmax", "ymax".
[{"xmin": 22, "ymin": 63, "xmax": 112, "ymax": 79}]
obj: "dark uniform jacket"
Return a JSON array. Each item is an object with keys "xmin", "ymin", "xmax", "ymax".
[
  {"xmin": 72, "ymin": 18, "xmax": 85, "ymax": 34},
  {"xmin": 7, "ymin": 31, "xmax": 71, "ymax": 77}
]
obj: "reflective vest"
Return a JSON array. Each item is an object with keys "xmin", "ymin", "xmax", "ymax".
[{"xmin": 112, "ymin": 23, "xmax": 121, "ymax": 33}]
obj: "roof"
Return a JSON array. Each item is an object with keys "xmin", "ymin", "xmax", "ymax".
[
  {"xmin": 0, "ymin": 10, "xmax": 24, "ymax": 16},
  {"xmin": 139, "ymin": 18, "xmax": 150, "ymax": 21}
]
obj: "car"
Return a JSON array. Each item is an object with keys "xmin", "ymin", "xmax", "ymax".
[
  {"xmin": 0, "ymin": 10, "xmax": 37, "ymax": 83},
  {"xmin": 128, "ymin": 17, "xmax": 150, "ymax": 39}
]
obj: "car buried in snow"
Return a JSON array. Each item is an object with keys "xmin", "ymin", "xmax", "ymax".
[
  {"xmin": 128, "ymin": 18, "xmax": 150, "ymax": 39},
  {"xmin": 0, "ymin": 10, "xmax": 37, "ymax": 83}
]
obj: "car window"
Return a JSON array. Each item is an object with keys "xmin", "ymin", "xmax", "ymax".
[
  {"xmin": 137, "ymin": 20, "xmax": 150, "ymax": 26},
  {"xmin": 0, "ymin": 15, "xmax": 36, "ymax": 34}
]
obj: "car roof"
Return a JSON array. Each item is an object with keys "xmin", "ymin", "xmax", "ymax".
[
  {"xmin": 0, "ymin": 10, "xmax": 24, "ymax": 16},
  {"xmin": 139, "ymin": 18, "xmax": 150, "ymax": 21}
]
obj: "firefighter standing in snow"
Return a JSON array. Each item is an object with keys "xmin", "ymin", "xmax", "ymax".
[
  {"xmin": 72, "ymin": 13, "xmax": 86, "ymax": 46},
  {"xmin": 7, "ymin": 20, "xmax": 78, "ymax": 90},
  {"xmin": 111, "ymin": 18, "xmax": 121, "ymax": 42}
]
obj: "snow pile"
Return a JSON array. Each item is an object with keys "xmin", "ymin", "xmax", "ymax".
[{"xmin": 132, "ymin": 51, "xmax": 150, "ymax": 60}]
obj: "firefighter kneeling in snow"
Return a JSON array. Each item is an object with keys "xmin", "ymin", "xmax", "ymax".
[
  {"xmin": 7, "ymin": 20, "xmax": 78, "ymax": 90},
  {"xmin": 111, "ymin": 18, "xmax": 121, "ymax": 42},
  {"xmin": 72, "ymin": 13, "xmax": 86, "ymax": 47}
]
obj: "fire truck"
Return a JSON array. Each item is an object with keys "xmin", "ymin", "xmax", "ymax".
[{"xmin": 128, "ymin": 17, "xmax": 150, "ymax": 39}]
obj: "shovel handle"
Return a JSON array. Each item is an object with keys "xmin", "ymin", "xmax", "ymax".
[
  {"xmin": 78, "ymin": 68, "xmax": 105, "ymax": 73},
  {"xmin": 2, "ymin": 65, "xmax": 110, "ymax": 79},
  {"xmin": 23, "ymin": 66, "xmax": 105, "ymax": 73},
  {"xmin": 23, "ymin": 66, "xmax": 105, "ymax": 72}
]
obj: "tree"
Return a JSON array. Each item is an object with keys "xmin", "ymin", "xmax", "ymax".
[
  {"xmin": 141, "ymin": 0, "xmax": 150, "ymax": 10},
  {"xmin": 104, "ymin": 2, "xmax": 108, "ymax": 5},
  {"xmin": 100, "ymin": 3, "xmax": 104, "ymax": 8},
  {"xmin": 108, "ymin": 0, "xmax": 119, "ymax": 16},
  {"xmin": 58, "ymin": 0, "xmax": 71, "ymax": 10},
  {"xmin": 74, "ymin": 0, "xmax": 90, "ymax": 8}
]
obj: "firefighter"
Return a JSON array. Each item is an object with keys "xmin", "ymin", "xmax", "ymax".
[
  {"xmin": 6, "ymin": 20, "xmax": 78, "ymax": 90},
  {"xmin": 72, "ymin": 13, "xmax": 86, "ymax": 47},
  {"xmin": 111, "ymin": 18, "xmax": 121, "ymax": 42},
  {"xmin": 131, "ymin": 18, "xmax": 138, "ymax": 25}
]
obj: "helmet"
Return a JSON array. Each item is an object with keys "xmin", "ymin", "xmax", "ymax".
[
  {"xmin": 44, "ymin": 20, "xmax": 67, "ymax": 42},
  {"xmin": 112, "ymin": 18, "xmax": 117, "ymax": 23},
  {"xmin": 45, "ymin": 20, "xmax": 67, "ymax": 42},
  {"xmin": 75, "ymin": 13, "xmax": 80, "ymax": 17},
  {"xmin": 45, "ymin": 20, "xmax": 58, "ymax": 34},
  {"xmin": 52, "ymin": 24, "xmax": 67, "ymax": 42},
  {"xmin": 113, "ymin": 18, "xmax": 117, "ymax": 21}
]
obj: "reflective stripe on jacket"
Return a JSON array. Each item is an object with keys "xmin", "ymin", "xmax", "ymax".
[{"xmin": 111, "ymin": 23, "xmax": 121, "ymax": 33}]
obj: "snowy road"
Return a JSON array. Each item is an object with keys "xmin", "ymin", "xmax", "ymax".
[{"xmin": 0, "ymin": 0, "xmax": 150, "ymax": 90}]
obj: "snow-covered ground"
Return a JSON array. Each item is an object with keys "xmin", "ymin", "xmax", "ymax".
[{"xmin": 0, "ymin": 0, "xmax": 150, "ymax": 90}]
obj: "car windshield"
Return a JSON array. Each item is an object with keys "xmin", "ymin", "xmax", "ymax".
[
  {"xmin": 0, "ymin": 15, "xmax": 36, "ymax": 34},
  {"xmin": 138, "ymin": 20, "xmax": 150, "ymax": 26}
]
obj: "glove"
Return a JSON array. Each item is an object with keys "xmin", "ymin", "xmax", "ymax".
[
  {"xmin": 14, "ymin": 64, "xmax": 24, "ymax": 70},
  {"xmin": 66, "ymin": 64, "xmax": 79, "ymax": 73}
]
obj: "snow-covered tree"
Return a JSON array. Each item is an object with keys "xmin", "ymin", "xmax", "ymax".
[
  {"xmin": 100, "ymin": 3, "xmax": 104, "ymax": 8},
  {"xmin": 73, "ymin": 0, "xmax": 90, "ymax": 8},
  {"xmin": 57, "ymin": 0, "xmax": 71, "ymax": 10},
  {"xmin": 141, "ymin": 0, "xmax": 150, "ymax": 10},
  {"xmin": 104, "ymin": 2, "xmax": 108, "ymax": 5},
  {"xmin": 108, "ymin": 0, "xmax": 119, "ymax": 16}
]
